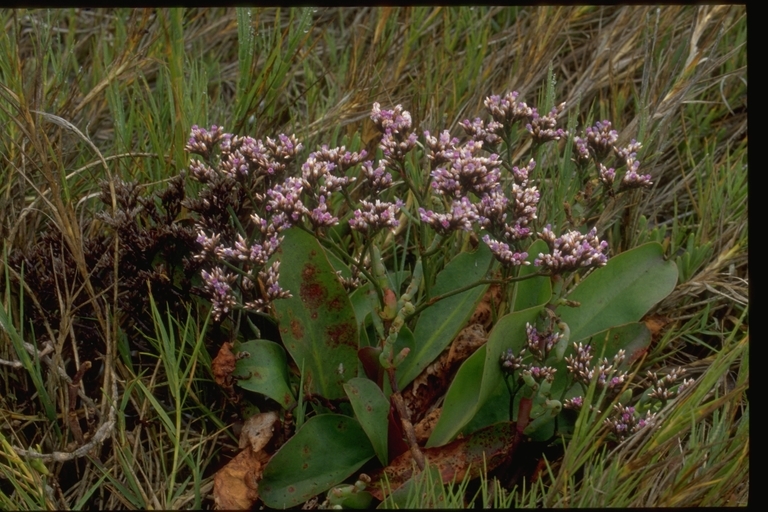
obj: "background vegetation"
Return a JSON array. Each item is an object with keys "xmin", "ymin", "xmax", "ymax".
[{"xmin": 0, "ymin": 6, "xmax": 747, "ymax": 508}]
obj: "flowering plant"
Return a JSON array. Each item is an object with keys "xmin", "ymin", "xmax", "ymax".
[{"xmin": 184, "ymin": 91, "xmax": 678, "ymax": 507}]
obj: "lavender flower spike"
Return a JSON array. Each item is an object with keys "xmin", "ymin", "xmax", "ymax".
[
  {"xmin": 535, "ymin": 225, "xmax": 608, "ymax": 273},
  {"xmin": 482, "ymin": 235, "xmax": 529, "ymax": 267},
  {"xmin": 201, "ymin": 267, "xmax": 237, "ymax": 321}
]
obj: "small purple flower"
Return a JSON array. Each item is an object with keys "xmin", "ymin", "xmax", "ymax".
[
  {"xmin": 598, "ymin": 163, "xmax": 616, "ymax": 187},
  {"xmin": 370, "ymin": 103, "xmax": 412, "ymax": 133},
  {"xmin": 245, "ymin": 261, "xmax": 292, "ymax": 312},
  {"xmin": 349, "ymin": 199, "xmax": 402, "ymax": 234},
  {"xmin": 188, "ymin": 159, "xmax": 216, "ymax": 182},
  {"xmin": 647, "ymin": 367, "xmax": 690, "ymax": 401},
  {"xmin": 476, "ymin": 189, "xmax": 508, "ymax": 228},
  {"xmin": 419, "ymin": 196, "xmax": 479, "ymax": 235},
  {"xmin": 430, "ymin": 144, "xmax": 502, "ymax": 198},
  {"xmin": 313, "ymin": 145, "xmax": 368, "ymax": 172},
  {"xmin": 525, "ymin": 322, "xmax": 563, "ymax": 359},
  {"xmin": 484, "ymin": 91, "xmax": 535, "ymax": 125},
  {"xmin": 266, "ymin": 177, "xmax": 308, "ymax": 225},
  {"xmin": 605, "ymin": 404, "xmax": 656, "ymax": 440},
  {"xmin": 220, "ymin": 151, "xmax": 250, "ymax": 178},
  {"xmin": 510, "ymin": 182, "xmax": 540, "ymax": 229},
  {"xmin": 201, "ymin": 267, "xmax": 237, "ymax": 321},
  {"xmin": 195, "ymin": 229, "xmax": 221, "ymax": 261},
  {"xmin": 459, "ymin": 117, "xmax": 502, "ymax": 145},
  {"xmin": 620, "ymin": 166, "xmax": 653, "ymax": 190},
  {"xmin": 614, "ymin": 139, "xmax": 643, "ymax": 161},
  {"xmin": 265, "ymin": 133, "xmax": 303, "ymax": 163},
  {"xmin": 526, "ymin": 365, "xmax": 557, "ymax": 382},
  {"xmin": 511, "ymin": 158, "xmax": 536, "ymax": 184},
  {"xmin": 360, "ymin": 160, "xmax": 393, "ymax": 192},
  {"xmin": 565, "ymin": 342, "xmax": 594, "ymax": 383},
  {"xmin": 573, "ymin": 136, "xmax": 591, "ymax": 164},
  {"xmin": 482, "ymin": 234, "xmax": 529, "ymax": 267},
  {"xmin": 186, "ymin": 125, "xmax": 224, "ymax": 158},
  {"xmin": 370, "ymin": 104, "xmax": 418, "ymax": 162},
  {"xmin": 526, "ymin": 103, "xmax": 567, "ymax": 144},
  {"xmin": 535, "ymin": 225, "xmax": 608, "ymax": 273},
  {"xmin": 308, "ymin": 195, "xmax": 339, "ymax": 228},
  {"xmin": 379, "ymin": 128, "xmax": 418, "ymax": 162},
  {"xmin": 502, "ymin": 222, "xmax": 532, "ymax": 242},
  {"xmin": 424, "ymin": 130, "xmax": 460, "ymax": 167},
  {"xmin": 301, "ymin": 155, "xmax": 335, "ymax": 184},
  {"xmin": 563, "ymin": 396, "xmax": 584, "ymax": 410},
  {"xmin": 500, "ymin": 347, "xmax": 528, "ymax": 374},
  {"xmin": 584, "ymin": 120, "xmax": 619, "ymax": 160}
]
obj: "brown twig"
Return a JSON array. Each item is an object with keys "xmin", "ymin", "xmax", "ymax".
[
  {"xmin": 387, "ymin": 367, "xmax": 426, "ymax": 472},
  {"xmin": 67, "ymin": 361, "xmax": 92, "ymax": 445}
]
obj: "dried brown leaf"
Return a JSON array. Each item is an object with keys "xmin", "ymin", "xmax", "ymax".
[
  {"xmin": 404, "ymin": 323, "xmax": 487, "ymax": 423},
  {"xmin": 413, "ymin": 407, "xmax": 442, "ymax": 445},
  {"xmin": 239, "ymin": 411, "xmax": 279, "ymax": 452},
  {"xmin": 212, "ymin": 341, "xmax": 237, "ymax": 390},
  {"xmin": 213, "ymin": 446, "xmax": 270, "ymax": 510},
  {"xmin": 469, "ymin": 285, "xmax": 502, "ymax": 328},
  {"xmin": 368, "ymin": 421, "xmax": 516, "ymax": 501}
]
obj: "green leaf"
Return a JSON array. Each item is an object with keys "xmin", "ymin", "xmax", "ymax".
[
  {"xmin": 260, "ymin": 414, "xmax": 375, "ymax": 509},
  {"xmin": 460, "ymin": 375, "xmax": 511, "ymax": 436},
  {"xmin": 233, "ymin": 339, "xmax": 296, "ymax": 409},
  {"xmin": 273, "ymin": 228, "xmax": 360, "ymax": 399},
  {"xmin": 513, "ymin": 239, "xmax": 552, "ymax": 311},
  {"xmin": 582, "ymin": 321, "xmax": 652, "ymax": 365},
  {"xmin": 557, "ymin": 242, "xmax": 678, "ymax": 342},
  {"xmin": 426, "ymin": 345, "xmax": 486, "ymax": 447},
  {"xmin": 397, "ymin": 242, "xmax": 493, "ymax": 389},
  {"xmin": 344, "ymin": 377, "xmax": 390, "ymax": 465},
  {"xmin": 427, "ymin": 306, "xmax": 543, "ymax": 447}
]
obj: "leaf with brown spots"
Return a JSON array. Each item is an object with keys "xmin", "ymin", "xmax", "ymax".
[
  {"xmin": 233, "ymin": 340, "xmax": 296, "ymax": 409},
  {"xmin": 367, "ymin": 421, "xmax": 516, "ymax": 501},
  {"xmin": 272, "ymin": 228, "xmax": 360, "ymax": 400}
]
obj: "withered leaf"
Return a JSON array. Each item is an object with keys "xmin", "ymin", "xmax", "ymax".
[
  {"xmin": 413, "ymin": 407, "xmax": 442, "ymax": 444},
  {"xmin": 367, "ymin": 421, "xmax": 516, "ymax": 501},
  {"xmin": 213, "ymin": 446, "xmax": 270, "ymax": 510},
  {"xmin": 469, "ymin": 285, "xmax": 502, "ymax": 329},
  {"xmin": 212, "ymin": 342, "xmax": 237, "ymax": 390},
  {"xmin": 403, "ymin": 323, "xmax": 487, "ymax": 423},
  {"xmin": 239, "ymin": 411, "xmax": 279, "ymax": 452}
]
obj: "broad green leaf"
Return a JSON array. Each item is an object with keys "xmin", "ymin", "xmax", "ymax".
[
  {"xmin": 426, "ymin": 345, "xmax": 486, "ymax": 447},
  {"xmin": 260, "ymin": 414, "xmax": 375, "ymax": 509},
  {"xmin": 232, "ymin": 339, "xmax": 295, "ymax": 409},
  {"xmin": 557, "ymin": 242, "xmax": 678, "ymax": 342},
  {"xmin": 344, "ymin": 377, "xmax": 390, "ymax": 465},
  {"xmin": 273, "ymin": 228, "xmax": 359, "ymax": 399},
  {"xmin": 513, "ymin": 239, "xmax": 552, "ymax": 311},
  {"xmin": 460, "ymin": 375, "xmax": 511, "ymax": 436},
  {"xmin": 397, "ymin": 242, "xmax": 493, "ymax": 389},
  {"xmin": 581, "ymin": 321, "xmax": 652, "ymax": 365},
  {"xmin": 427, "ymin": 306, "xmax": 543, "ymax": 447},
  {"xmin": 349, "ymin": 282, "xmax": 375, "ymax": 330}
]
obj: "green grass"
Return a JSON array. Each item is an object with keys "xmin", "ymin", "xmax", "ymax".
[{"xmin": 0, "ymin": 6, "xmax": 747, "ymax": 508}]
